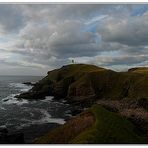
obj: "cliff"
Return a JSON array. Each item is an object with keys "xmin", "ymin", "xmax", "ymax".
[{"xmin": 17, "ymin": 64, "xmax": 148, "ymax": 107}]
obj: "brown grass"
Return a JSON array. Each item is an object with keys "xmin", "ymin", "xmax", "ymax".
[
  {"xmin": 97, "ymin": 100, "xmax": 148, "ymax": 121},
  {"xmin": 34, "ymin": 111, "xmax": 94, "ymax": 144}
]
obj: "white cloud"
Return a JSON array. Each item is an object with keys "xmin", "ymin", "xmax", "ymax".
[{"xmin": 85, "ymin": 15, "xmax": 108, "ymax": 25}]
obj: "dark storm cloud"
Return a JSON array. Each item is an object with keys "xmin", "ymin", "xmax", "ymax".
[
  {"xmin": 0, "ymin": 5, "xmax": 25, "ymax": 33},
  {"xmin": 98, "ymin": 12, "xmax": 148, "ymax": 46},
  {"xmin": 12, "ymin": 19, "xmax": 100, "ymax": 59}
]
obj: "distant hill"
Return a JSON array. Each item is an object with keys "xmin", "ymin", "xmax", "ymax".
[{"xmin": 128, "ymin": 67, "xmax": 148, "ymax": 74}]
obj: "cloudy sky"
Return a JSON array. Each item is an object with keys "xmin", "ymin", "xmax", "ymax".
[{"xmin": 0, "ymin": 4, "xmax": 148, "ymax": 76}]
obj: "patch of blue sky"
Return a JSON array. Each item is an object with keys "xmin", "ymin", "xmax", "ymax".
[
  {"xmin": 82, "ymin": 15, "xmax": 108, "ymax": 44},
  {"xmin": 84, "ymin": 21, "xmax": 98, "ymax": 33},
  {"xmin": 82, "ymin": 23, "xmax": 101, "ymax": 44},
  {"xmin": 0, "ymin": 37, "xmax": 10, "ymax": 43},
  {"xmin": 131, "ymin": 5, "xmax": 148, "ymax": 16}
]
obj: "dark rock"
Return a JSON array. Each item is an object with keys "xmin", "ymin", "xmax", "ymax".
[
  {"xmin": 0, "ymin": 129, "xmax": 24, "ymax": 144},
  {"xmin": 23, "ymin": 82, "xmax": 35, "ymax": 86},
  {"xmin": 7, "ymin": 132, "xmax": 24, "ymax": 144},
  {"xmin": 70, "ymin": 106, "xmax": 84, "ymax": 116},
  {"xmin": 137, "ymin": 98, "xmax": 148, "ymax": 110},
  {"xmin": 71, "ymin": 109, "xmax": 83, "ymax": 116},
  {"xmin": 67, "ymin": 95, "xmax": 97, "ymax": 108},
  {"xmin": 16, "ymin": 80, "xmax": 53, "ymax": 100},
  {"xmin": 0, "ymin": 128, "xmax": 8, "ymax": 135},
  {"xmin": 2, "ymin": 99, "xmax": 9, "ymax": 102}
]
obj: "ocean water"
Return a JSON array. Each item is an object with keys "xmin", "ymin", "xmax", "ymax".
[{"xmin": 0, "ymin": 76, "xmax": 72, "ymax": 143}]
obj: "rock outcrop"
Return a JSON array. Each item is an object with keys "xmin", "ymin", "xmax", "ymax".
[
  {"xmin": 23, "ymin": 82, "xmax": 35, "ymax": 86},
  {"xmin": 16, "ymin": 64, "xmax": 148, "ymax": 106}
]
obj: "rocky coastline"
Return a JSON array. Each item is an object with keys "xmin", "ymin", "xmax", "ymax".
[{"xmin": 2, "ymin": 64, "xmax": 148, "ymax": 144}]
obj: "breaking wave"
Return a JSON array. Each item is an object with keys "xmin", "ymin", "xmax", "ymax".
[
  {"xmin": 9, "ymin": 82, "xmax": 32, "ymax": 92},
  {"xmin": 0, "ymin": 78, "xmax": 72, "ymax": 142},
  {"xmin": 2, "ymin": 94, "xmax": 29, "ymax": 105},
  {"xmin": 16, "ymin": 108, "xmax": 65, "ymax": 130},
  {"xmin": 2, "ymin": 82, "xmax": 32, "ymax": 105}
]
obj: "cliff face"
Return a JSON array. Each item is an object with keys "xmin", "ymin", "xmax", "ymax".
[{"xmin": 17, "ymin": 64, "xmax": 148, "ymax": 105}]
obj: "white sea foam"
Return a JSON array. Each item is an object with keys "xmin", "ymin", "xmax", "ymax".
[
  {"xmin": 32, "ymin": 108, "xmax": 65, "ymax": 124},
  {"xmin": 0, "ymin": 125, "xmax": 6, "ymax": 128},
  {"xmin": 1, "ymin": 82, "xmax": 67, "ymax": 131},
  {"xmin": 41, "ymin": 96, "xmax": 54, "ymax": 102},
  {"xmin": 64, "ymin": 110, "xmax": 72, "ymax": 117},
  {"xmin": 16, "ymin": 108, "xmax": 65, "ymax": 130},
  {"xmin": 2, "ymin": 94, "xmax": 28, "ymax": 105},
  {"xmin": 2, "ymin": 82, "xmax": 32, "ymax": 105},
  {"xmin": 9, "ymin": 83, "xmax": 32, "ymax": 92},
  {"xmin": 0, "ymin": 105, "xmax": 6, "ymax": 110}
]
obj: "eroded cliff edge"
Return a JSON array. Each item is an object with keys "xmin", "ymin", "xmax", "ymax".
[{"xmin": 16, "ymin": 64, "xmax": 148, "ymax": 108}]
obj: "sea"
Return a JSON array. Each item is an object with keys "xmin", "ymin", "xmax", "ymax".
[{"xmin": 0, "ymin": 75, "xmax": 73, "ymax": 143}]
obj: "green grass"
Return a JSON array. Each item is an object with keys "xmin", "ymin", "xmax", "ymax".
[
  {"xmin": 47, "ymin": 64, "xmax": 106, "ymax": 81},
  {"xmin": 71, "ymin": 105, "xmax": 144, "ymax": 144}
]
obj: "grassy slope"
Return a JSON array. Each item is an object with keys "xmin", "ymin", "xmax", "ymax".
[
  {"xmin": 46, "ymin": 64, "xmax": 105, "ymax": 81},
  {"xmin": 71, "ymin": 105, "xmax": 143, "ymax": 144},
  {"xmin": 35, "ymin": 105, "xmax": 144, "ymax": 144}
]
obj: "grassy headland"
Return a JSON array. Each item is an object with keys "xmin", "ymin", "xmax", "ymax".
[{"xmin": 16, "ymin": 64, "xmax": 148, "ymax": 144}]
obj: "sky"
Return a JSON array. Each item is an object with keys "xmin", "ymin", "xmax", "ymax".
[{"xmin": 0, "ymin": 4, "xmax": 148, "ymax": 76}]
